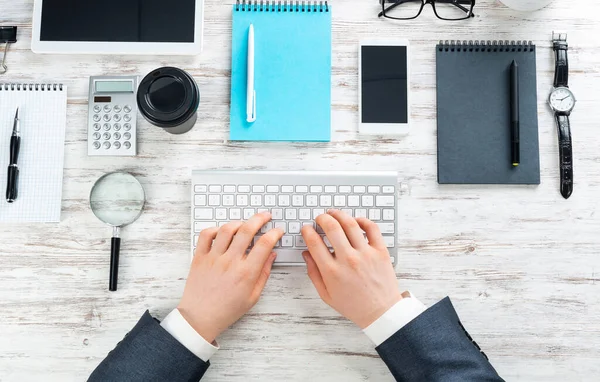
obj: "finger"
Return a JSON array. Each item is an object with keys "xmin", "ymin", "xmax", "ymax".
[
  {"xmin": 247, "ymin": 228, "xmax": 285, "ymax": 270},
  {"xmin": 303, "ymin": 251, "xmax": 331, "ymax": 304},
  {"xmin": 327, "ymin": 209, "xmax": 368, "ymax": 249},
  {"xmin": 195, "ymin": 227, "xmax": 219, "ymax": 255},
  {"xmin": 301, "ymin": 225, "xmax": 335, "ymax": 269},
  {"xmin": 251, "ymin": 252, "xmax": 277, "ymax": 302},
  {"xmin": 356, "ymin": 217, "xmax": 386, "ymax": 250},
  {"xmin": 315, "ymin": 213, "xmax": 353, "ymax": 255},
  {"xmin": 228, "ymin": 212, "xmax": 272, "ymax": 255},
  {"xmin": 211, "ymin": 221, "xmax": 244, "ymax": 254}
]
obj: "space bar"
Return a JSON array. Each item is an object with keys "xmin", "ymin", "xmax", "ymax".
[{"xmin": 273, "ymin": 250, "xmax": 306, "ymax": 264}]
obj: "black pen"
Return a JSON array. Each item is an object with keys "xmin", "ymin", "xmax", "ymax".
[
  {"xmin": 6, "ymin": 107, "xmax": 20, "ymax": 203},
  {"xmin": 510, "ymin": 60, "xmax": 520, "ymax": 167}
]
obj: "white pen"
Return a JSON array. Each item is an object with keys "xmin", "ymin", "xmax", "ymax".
[{"xmin": 246, "ymin": 24, "xmax": 256, "ymax": 123}]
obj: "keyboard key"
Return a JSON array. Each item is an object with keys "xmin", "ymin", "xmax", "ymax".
[
  {"xmin": 222, "ymin": 195, "xmax": 235, "ymax": 206},
  {"xmin": 306, "ymin": 195, "xmax": 318, "ymax": 207},
  {"xmin": 253, "ymin": 185, "xmax": 265, "ymax": 193},
  {"xmin": 292, "ymin": 195, "xmax": 304, "ymax": 206},
  {"xmin": 383, "ymin": 236, "xmax": 395, "ymax": 248},
  {"xmin": 369, "ymin": 209, "xmax": 382, "ymax": 221},
  {"xmin": 271, "ymin": 208, "xmax": 283, "ymax": 220},
  {"xmin": 320, "ymin": 195, "xmax": 332, "ymax": 207},
  {"xmin": 195, "ymin": 208, "xmax": 213, "ymax": 220},
  {"xmin": 278, "ymin": 195, "xmax": 291, "ymax": 206},
  {"xmin": 193, "ymin": 235, "xmax": 199, "ymax": 247},
  {"xmin": 251, "ymin": 195, "xmax": 262, "ymax": 206},
  {"xmin": 237, "ymin": 195, "xmax": 249, "ymax": 206},
  {"xmin": 313, "ymin": 208, "xmax": 325, "ymax": 219},
  {"xmin": 324, "ymin": 186, "xmax": 337, "ymax": 193},
  {"xmin": 257, "ymin": 208, "xmax": 269, "ymax": 214},
  {"xmin": 376, "ymin": 196, "xmax": 395, "ymax": 207},
  {"xmin": 194, "ymin": 195, "xmax": 207, "ymax": 206},
  {"xmin": 348, "ymin": 195, "xmax": 360, "ymax": 207},
  {"xmin": 282, "ymin": 186, "xmax": 294, "ymax": 193},
  {"xmin": 275, "ymin": 221, "xmax": 287, "ymax": 232},
  {"xmin": 281, "ymin": 235, "xmax": 294, "ymax": 247},
  {"xmin": 194, "ymin": 221, "xmax": 217, "ymax": 232},
  {"xmin": 295, "ymin": 236, "xmax": 307, "ymax": 248},
  {"xmin": 208, "ymin": 195, "xmax": 221, "ymax": 206},
  {"xmin": 377, "ymin": 223, "xmax": 395, "ymax": 234},
  {"xmin": 267, "ymin": 185, "xmax": 279, "ymax": 193},
  {"xmin": 289, "ymin": 222, "xmax": 301, "ymax": 234},
  {"xmin": 218, "ymin": 222, "xmax": 228, "ymax": 227},
  {"xmin": 339, "ymin": 186, "xmax": 352, "ymax": 193},
  {"xmin": 299, "ymin": 208, "xmax": 311, "ymax": 220},
  {"xmin": 341, "ymin": 208, "xmax": 353, "ymax": 217},
  {"xmin": 382, "ymin": 186, "xmax": 395, "ymax": 194},
  {"xmin": 243, "ymin": 209, "xmax": 255, "ymax": 219},
  {"xmin": 265, "ymin": 195, "xmax": 277, "ymax": 206},
  {"xmin": 295, "ymin": 185, "xmax": 308, "ymax": 193},
  {"xmin": 238, "ymin": 185, "xmax": 251, "ymax": 193},
  {"xmin": 310, "ymin": 186, "xmax": 323, "ymax": 193},
  {"xmin": 368, "ymin": 186, "xmax": 380, "ymax": 193},
  {"xmin": 355, "ymin": 209, "xmax": 367, "ymax": 218},
  {"xmin": 223, "ymin": 185, "xmax": 236, "ymax": 193},
  {"xmin": 194, "ymin": 185, "xmax": 207, "ymax": 193},
  {"xmin": 334, "ymin": 195, "xmax": 346, "ymax": 207},
  {"xmin": 261, "ymin": 222, "xmax": 273, "ymax": 234},
  {"xmin": 362, "ymin": 195, "xmax": 374, "ymax": 207},
  {"xmin": 285, "ymin": 209, "xmax": 298, "ymax": 220},
  {"xmin": 230, "ymin": 209, "xmax": 242, "ymax": 220},
  {"xmin": 383, "ymin": 209, "xmax": 395, "ymax": 221},
  {"xmin": 302, "ymin": 222, "xmax": 315, "ymax": 228},
  {"xmin": 354, "ymin": 186, "xmax": 366, "ymax": 193},
  {"xmin": 215, "ymin": 209, "xmax": 227, "ymax": 220},
  {"xmin": 209, "ymin": 185, "xmax": 222, "ymax": 193}
]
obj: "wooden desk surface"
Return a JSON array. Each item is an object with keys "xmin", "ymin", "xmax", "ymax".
[{"xmin": 1, "ymin": 1, "xmax": 599, "ymax": 380}]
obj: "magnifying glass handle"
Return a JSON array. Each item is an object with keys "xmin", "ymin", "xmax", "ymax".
[{"xmin": 109, "ymin": 228, "xmax": 121, "ymax": 292}]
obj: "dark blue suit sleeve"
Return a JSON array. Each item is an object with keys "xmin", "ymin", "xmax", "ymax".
[
  {"xmin": 88, "ymin": 311, "xmax": 210, "ymax": 382},
  {"xmin": 376, "ymin": 297, "xmax": 504, "ymax": 382}
]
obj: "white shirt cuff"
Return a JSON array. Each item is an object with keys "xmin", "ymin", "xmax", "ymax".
[
  {"xmin": 362, "ymin": 292, "xmax": 427, "ymax": 346},
  {"xmin": 160, "ymin": 308, "xmax": 219, "ymax": 362}
]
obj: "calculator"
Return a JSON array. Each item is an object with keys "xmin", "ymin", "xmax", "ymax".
[{"xmin": 88, "ymin": 76, "xmax": 138, "ymax": 156}]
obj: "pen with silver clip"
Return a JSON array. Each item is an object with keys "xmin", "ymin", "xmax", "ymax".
[{"xmin": 6, "ymin": 107, "xmax": 20, "ymax": 203}]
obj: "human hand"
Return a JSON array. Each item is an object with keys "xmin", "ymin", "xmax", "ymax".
[
  {"xmin": 301, "ymin": 209, "xmax": 403, "ymax": 329},
  {"xmin": 178, "ymin": 212, "xmax": 284, "ymax": 343}
]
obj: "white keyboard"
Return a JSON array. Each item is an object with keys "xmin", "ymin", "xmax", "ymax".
[{"xmin": 191, "ymin": 171, "xmax": 398, "ymax": 265}]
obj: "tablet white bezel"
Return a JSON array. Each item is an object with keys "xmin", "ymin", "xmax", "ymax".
[
  {"xmin": 358, "ymin": 39, "xmax": 410, "ymax": 135},
  {"xmin": 31, "ymin": 0, "xmax": 204, "ymax": 55}
]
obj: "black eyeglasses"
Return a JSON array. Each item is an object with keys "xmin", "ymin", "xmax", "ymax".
[{"xmin": 379, "ymin": 0, "xmax": 476, "ymax": 21}]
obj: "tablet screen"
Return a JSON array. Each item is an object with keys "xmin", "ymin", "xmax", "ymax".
[{"xmin": 40, "ymin": 0, "xmax": 196, "ymax": 43}]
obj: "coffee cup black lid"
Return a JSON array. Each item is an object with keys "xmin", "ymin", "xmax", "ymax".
[{"xmin": 137, "ymin": 67, "xmax": 200, "ymax": 128}]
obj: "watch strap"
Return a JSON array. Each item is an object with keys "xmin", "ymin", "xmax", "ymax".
[
  {"xmin": 552, "ymin": 32, "xmax": 569, "ymax": 88},
  {"xmin": 556, "ymin": 114, "xmax": 573, "ymax": 199}
]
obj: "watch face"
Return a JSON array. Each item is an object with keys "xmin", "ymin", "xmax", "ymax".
[{"xmin": 549, "ymin": 87, "xmax": 576, "ymax": 112}]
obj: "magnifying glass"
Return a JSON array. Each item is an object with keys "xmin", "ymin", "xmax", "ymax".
[{"xmin": 90, "ymin": 172, "xmax": 146, "ymax": 292}]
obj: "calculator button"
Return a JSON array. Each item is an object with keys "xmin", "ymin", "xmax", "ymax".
[
  {"xmin": 103, "ymin": 142, "xmax": 111, "ymax": 149},
  {"xmin": 93, "ymin": 123, "xmax": 101, "ymax": 131},
  {"xmin": 103, "ymin": 123, "xmax": 111, "ymax": 131},
  {"xmin": 93, "ymin": 105, "xmax": 101, "ymax": 113},
  {"xmin": 113, "ymin": 105, "xmax": 121, "ymax": 113},
  {"xmin": 113, "ymin": 114, "xmax": 121, "ymax": 122},
  {"xmin": 123, "ymin": 114, "xmax": 131, "ymax": 122},
  {"xmin": 92, "ymin": 132, "xmax": 101, "ymax": 140},
  {"xmin": 103, "ymin": 132, "xmax": 111, "ymax": 140},
  {"xmin": 123, "ymin": 132, "xmax": 131, "ymax": 140},
  {"xmin": 93, "ymin": 114, "xmax": 101, "ymax": 122},
  {"xmin": 103, "ymin": 114, "xmax": 111, "ymax": 122},
  {"xmin": 123, "ymin": 141, "xmax": 131, "ymax": 149},
  {"xmin": 123, "ymin": 123, "xmax": 131, "ymax": 131},
  {"xmin": 113, "ymin": 123, "xmax": 121, "ymax": 131},
  {"xmin": 92, "ymin": 141, "xmax": 101, "ymax": 149},
  {"xmin": 103, "ymin": 105, "xmax": 112, "ymax": 113},
  {"xmin": 113, "ymin": 132, "xmax": 121, "ymax": 140},
  {"xmin": 113, "ymin": 141, "xmax": 121, "ymax": 149},
  {"xmin": 123, "ymin": 105, "xmax": 132, "ymax": 113}
]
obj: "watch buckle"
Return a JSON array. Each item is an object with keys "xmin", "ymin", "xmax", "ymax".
[{"xmin": 552, "ymin": 31, "xmax": 568, "ymax": 42}]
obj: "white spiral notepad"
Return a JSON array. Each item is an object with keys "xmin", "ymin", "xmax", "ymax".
[{"xmin": 0, "ymin": 83, "xmax": 67, "ymax": 223}]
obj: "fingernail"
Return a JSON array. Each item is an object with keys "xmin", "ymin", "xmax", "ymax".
[
  {"xmin": 327, "ymin": 209, "xmax": 336, "ymax": 214},
  {"xmin": 301, "ymin": 253, "xmax": 307, "ymax": 261}
]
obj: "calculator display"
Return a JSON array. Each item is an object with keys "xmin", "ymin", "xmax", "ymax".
[{"xmin": 96, "ymin": 81, "xmax": 134, "ymax": 93}]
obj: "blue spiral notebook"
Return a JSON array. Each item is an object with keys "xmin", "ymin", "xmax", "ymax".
[{"xmin": 230, "ymin": 1, "xmax": 331, "ymax": 142}]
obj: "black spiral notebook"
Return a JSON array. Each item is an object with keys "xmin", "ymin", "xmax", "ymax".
[{"xmin": 436, "ymin": 40, "xmax": 540, "ymax": 185}]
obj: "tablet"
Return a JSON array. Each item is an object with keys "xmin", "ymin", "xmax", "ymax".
[{"xmin": 32, "ymin": 0, "xmax": 204, "ymax": 55}]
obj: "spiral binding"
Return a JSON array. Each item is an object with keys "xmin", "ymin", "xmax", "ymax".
[
  {"xmin": 0, "ymin": 83, "xmax": 64, "ymax": 91},
  {"xmin": 437, "ymin": 40, "xmax": 535, "ymax": 52},
  {"xmin": 235, "ymin": 0, "xmax": 329, "ymax": 12}
]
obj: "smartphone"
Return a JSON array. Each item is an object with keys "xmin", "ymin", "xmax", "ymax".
[{"xmin": 358, "ymin": 40, "xmax": 410, "ymax": 134}]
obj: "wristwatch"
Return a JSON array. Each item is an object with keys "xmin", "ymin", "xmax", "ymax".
[{"xmin": 548, "ymin": 31, "xmax": 576, "ymax": 199}]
